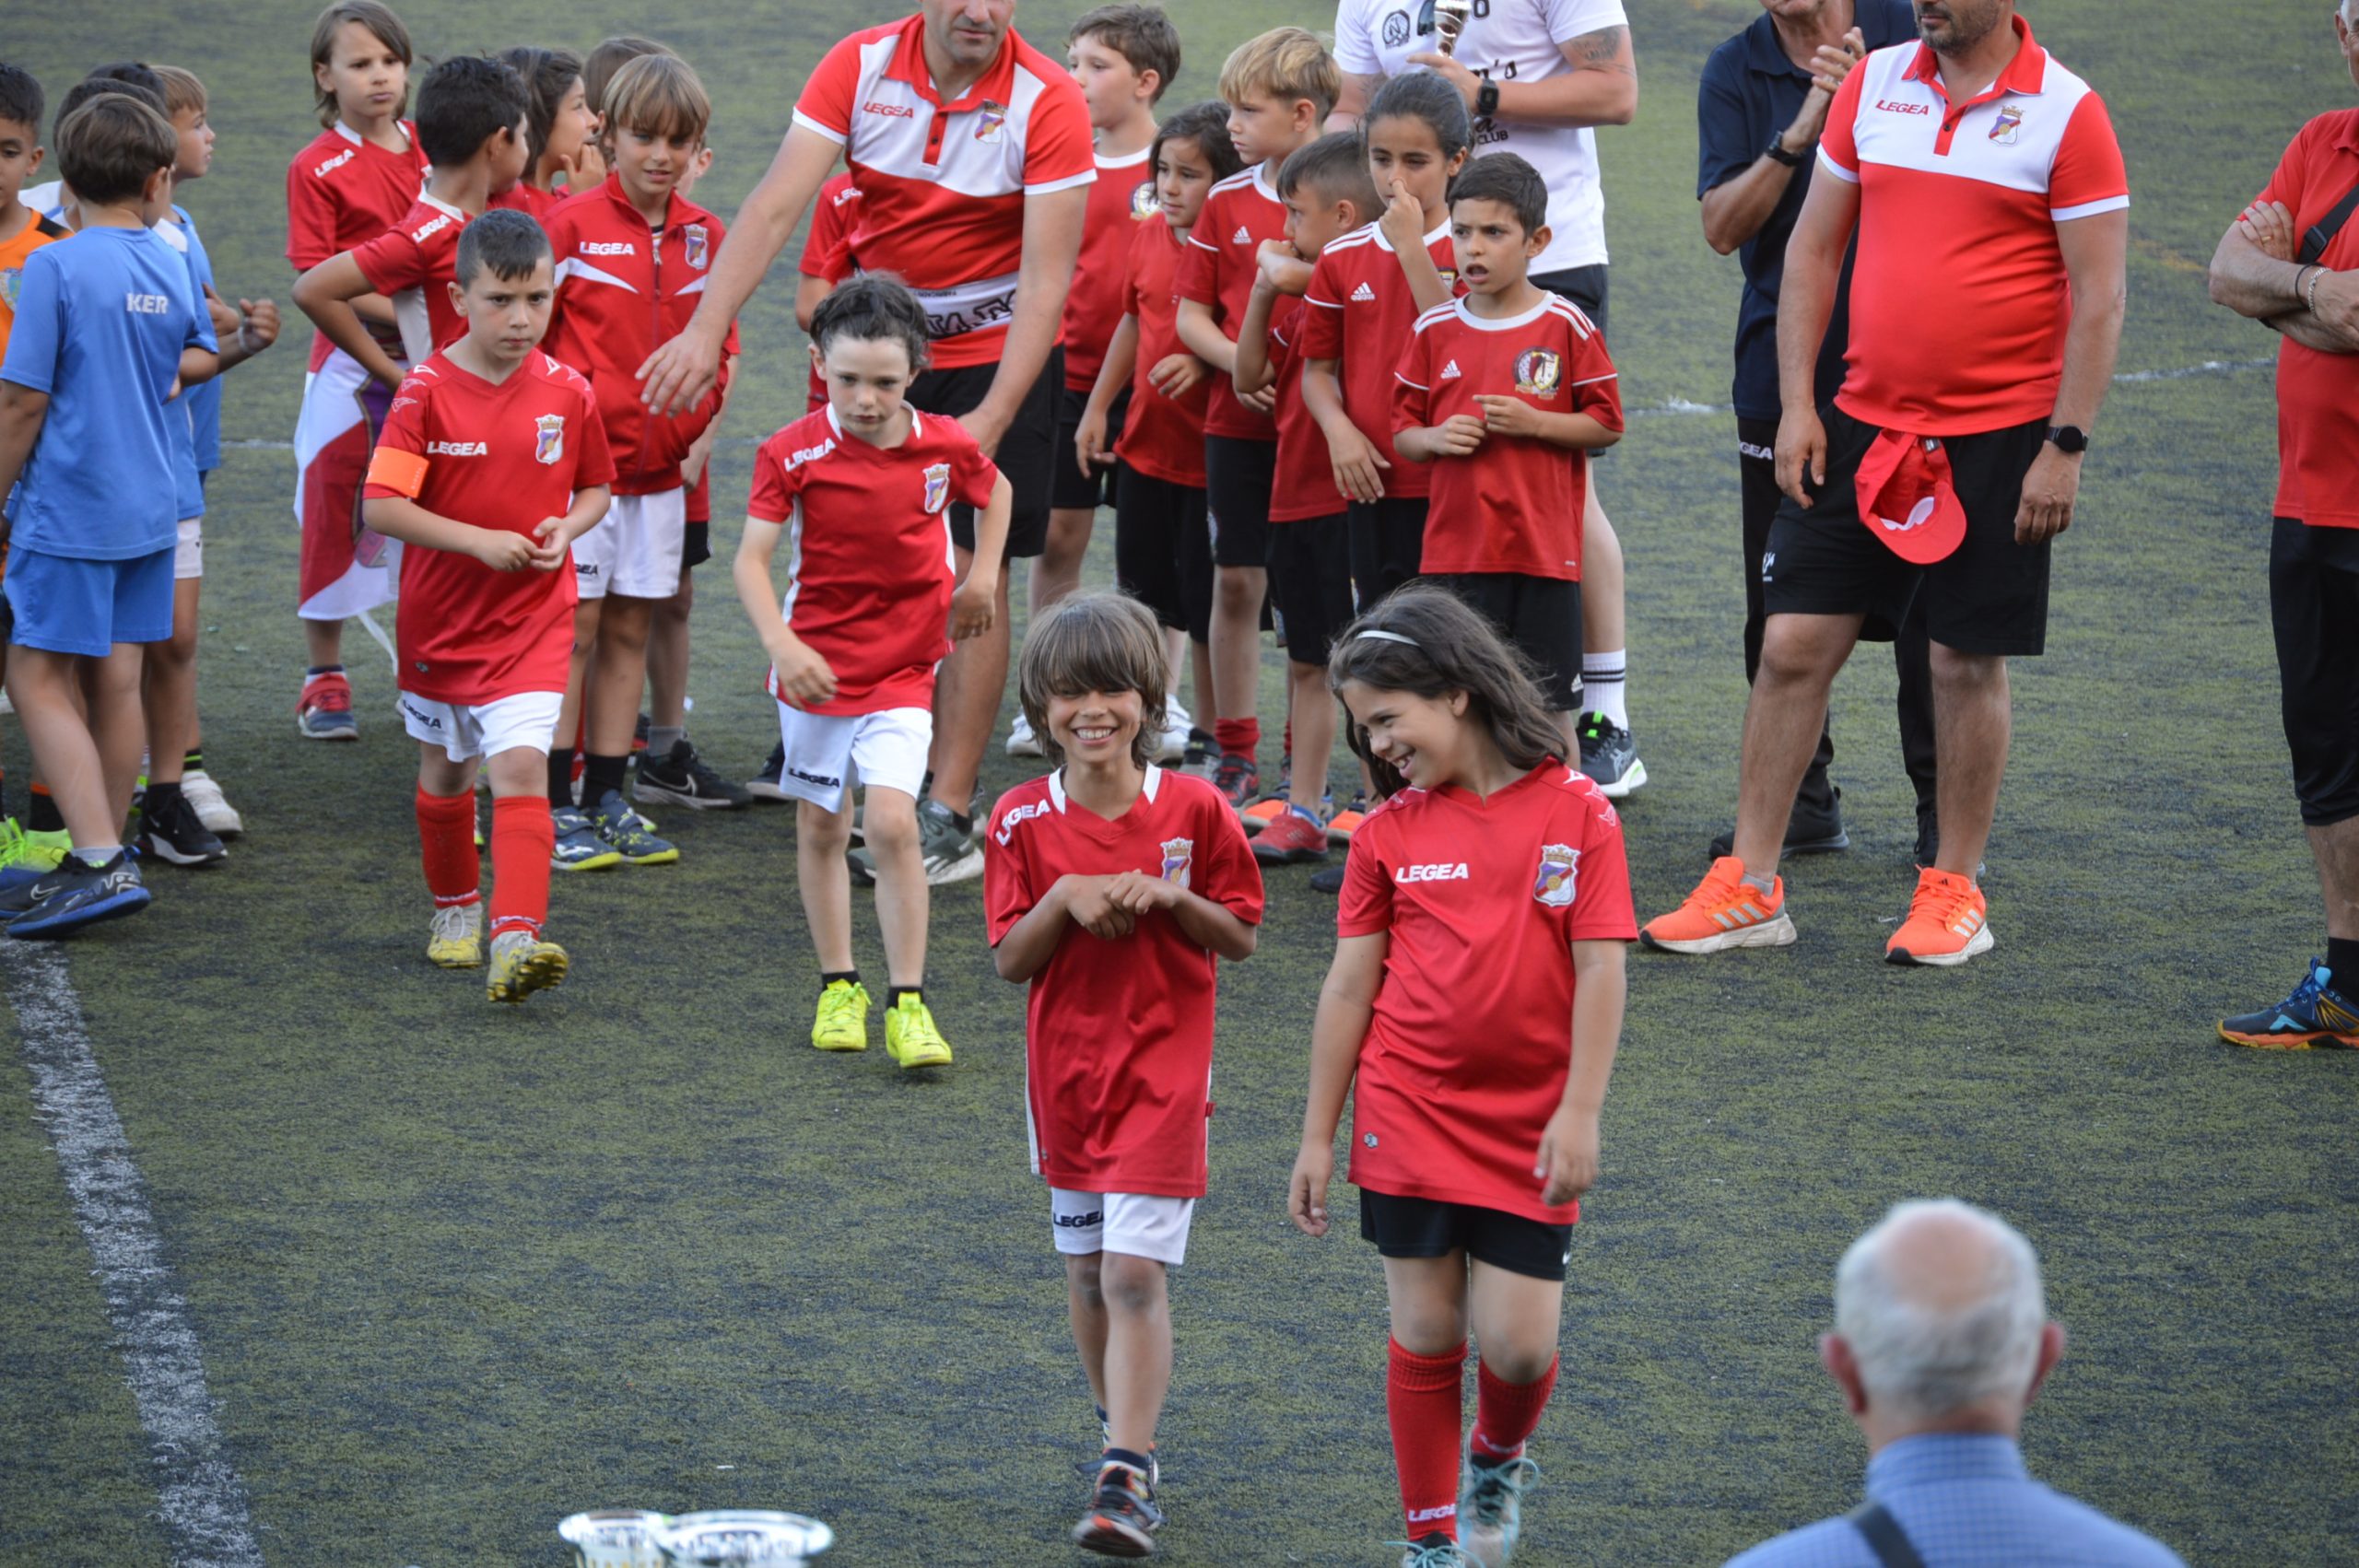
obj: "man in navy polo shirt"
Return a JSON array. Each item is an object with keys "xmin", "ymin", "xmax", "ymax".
[{"xmin": 1697, "ymin": 0, "xmax": 1933, "ymax": 864}]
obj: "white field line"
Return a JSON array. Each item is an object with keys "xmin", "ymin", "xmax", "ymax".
[{"xmin": 3, "ymin": 943, "xmax": 264, "ymax": 1568}]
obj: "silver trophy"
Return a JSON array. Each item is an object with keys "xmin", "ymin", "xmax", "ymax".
[
  {"xmin": 1433, "ymin": 0, "xmax": 1473, "ymax": 56},
  {"xmin": 559, "ymin": 1510, "xmax": 671, "ymax": 1568},
  {"xmin": 658, "ymin": 1510, "xmax": 835, "ymax": 1567}
]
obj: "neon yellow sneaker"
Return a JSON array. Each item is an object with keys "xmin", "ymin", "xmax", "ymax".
[
  {"xmin": 427, "ymin": 903, "xmax": 484, "ymax": 968},
  {"xmin": 812, "ymin": 978, "xmax": 872, "ymax": 1052},
  {"xmin": 0, "ymin": 818, "xmax": 31, "ymax": 877},
  {"xmin": 22, "ymin": 827, "xmax": 70, "ymax": 875},
  {"xmin": 487, "ymin": 930, "xmax": 569, "ymax": 1003},
  {"xmin": 884, "ymin": 991, "xmax": 952, "ymax": 1069}
]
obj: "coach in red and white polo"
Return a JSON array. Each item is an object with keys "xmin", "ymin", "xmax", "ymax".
[
  {"xmin": 1641, "ymin": 0, "xmax": 2126, "ymax": 969},
  {"xmin": 640, "ymin": 0, "xmax": 1092, "ymax": 880}
]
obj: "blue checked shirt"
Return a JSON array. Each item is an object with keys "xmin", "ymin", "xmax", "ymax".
[{"xmin": 1727, "ymin": 1433, "xmax": 2184, "ymax": 1567}]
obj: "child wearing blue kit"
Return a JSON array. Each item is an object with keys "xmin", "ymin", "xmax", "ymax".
[{"xmin": 0, "ymin": 93, "xmax": 217, "ymax": 937}]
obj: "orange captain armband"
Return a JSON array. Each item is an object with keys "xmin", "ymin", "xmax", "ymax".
[{"xmin": 365, "ymin": 445, "xmax": 429, "ymax": 498}]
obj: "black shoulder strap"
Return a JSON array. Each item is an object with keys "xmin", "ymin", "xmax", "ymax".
[
  {"xmin": 2297, "ymin": 179, "xmax": 2359, "ymax": 266},
  {"xmin": 1848, "ymin": 1502, "xmax": 1931, "ymax": 1568}
]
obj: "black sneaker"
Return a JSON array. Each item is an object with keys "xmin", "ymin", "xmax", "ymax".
[
  {"xmin": 1310, "ymin": 863, "xmax": 1346, "ymax": 895},
  {"xmin": 747, "ymin": 740, "xmax": 792, "ymax": 802},
  {"xmin": 1709, "ymin": 787, "xmax": 1848, "ymax": 860},
  {"xmin": 137, "ymin": 792, "xmax": 229, "ymax": 867},
  {"xmin": 635, "ymin": 738, "xmax": 753, "ymax": 810},
  {"xmin": 1576, "ymin": 712, "xmax": 1647, "ymax": 798},
  {"xmin": 1181, "ymin": 728, "xmax": 1217, "ymax": 775},
  {"xmin": 7, "ymin": 851, "xmax": 150, "ymax": 938}
]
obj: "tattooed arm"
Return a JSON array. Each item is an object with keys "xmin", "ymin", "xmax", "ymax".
[
  {"xmin": 1327, "ymin": 69, "xmax": 1388, "ymax": 133},
  {"xmin": 1408, "ymin": 22, "xmax": 1637, "ymax": 128}
]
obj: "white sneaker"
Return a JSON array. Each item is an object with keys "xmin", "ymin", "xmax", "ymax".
[
  {"xmin": 1156, "ymin": 698, "xmax": 1191, "ymax": 765},
  {"xmin": 180, "ymin": 769, "xmax": 243, "ymax": 837},
  {"xmin": 1006, "ymin": 713, "xmax": 1046, "ymax": 757}
]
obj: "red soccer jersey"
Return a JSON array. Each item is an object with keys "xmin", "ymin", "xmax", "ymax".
[
  {"xmin": 1818, "ymin": 16, "xmax": 2128, "ymax": 436},
  {"xmin": 361, "ymin": 350, "xmax": 616, "ymax": 703},
  {"xmin": 545, "ymin": 176, "xmax": 738, "ymax": 495},
  {"xmin": 500, "ymin": 181, "xmax": 568, "ymax": 221},
  {"xmin": 286, "ymin": 122, "xmax": 430, "ymax": 369},
  {"xmin": 1114, "ymin": 216, "xmax": 1211, "ymax": 488},
  {"xmin": 1265, "ymin": 300, "xmax": 1342, "ymax": 523},
  {"xmin": 792, "ymin": 14, "xmax": 1096, "ymax": 369},
  {"xmin": 985, "ymin": 766, "xmax": 1265, "ymax": 1197},
  {"xmin": 1393, "ymin": 295, "xmax": 1623, "ymax": 581},
  {"xmin": 2258, "ymin": 108, "xmax": 2359, "ymax": 530},
  {"xmin": 1063, "ymin": 145, "xmax": 1156, "ymax": 392},
  {"xmin": 352, "ymin": 193, "xmax": 476, "ymax": 368},
  {"xmin": 746, "ymin": 405, "xmax": 1000, "ymax": 716},
  {"xmin": 1337, "ymin": 763, "xmax": 1635, "ymax": 1224},
  {"xmin": 801, "ymin": 174, "xmax": 864, "ymax": 411},
  {"xmin": 1301, "ymin": 219, "xmax": 1461, "ymax": 501},
  {"xmin": 1175, "ymin": 165, "xmax": 1287, "ymax": 439}
]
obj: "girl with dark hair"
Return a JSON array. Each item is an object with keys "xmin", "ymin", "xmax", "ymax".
[{"xmin": 496, "ymin": 47, "xmax": 593, "ymax": 218}]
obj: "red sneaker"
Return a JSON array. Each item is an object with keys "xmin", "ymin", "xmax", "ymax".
[
  {"xmin": 1884, "ymin": 867, "xmax": 1992, "ymax": 967},
  {"xmin": 296, "ymin": 672, "xmax": 358, "ymax": 742},
  {"xmin": 1251, "ymin": 807, "xmax": 1330, "ymax": 863}
]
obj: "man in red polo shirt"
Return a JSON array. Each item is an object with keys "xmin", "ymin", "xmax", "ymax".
[
  {"xmin": 638, "ymin": 0, "xmax": 1093, "ymax": 884},
  {"xmin": 1642, "ymin": 0, "xmax": 2126, "ymax": 968},
  {"xmin": 2206, "ymin": 0, "xmax": 2359, "ymax": 1048}
]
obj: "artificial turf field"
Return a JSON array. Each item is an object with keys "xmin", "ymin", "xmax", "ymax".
[{"xmin": 5, "ymin": 0, "xmax": 2358, "ymax": 1562}]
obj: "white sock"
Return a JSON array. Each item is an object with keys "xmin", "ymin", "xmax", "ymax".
[
  {"xmin": 73, "ymin": 845, "xmax": 122, "ymax": 868},
  {"xmin": 1581, "ymin": 650, "xmax": 1628, "ymax": 728}
]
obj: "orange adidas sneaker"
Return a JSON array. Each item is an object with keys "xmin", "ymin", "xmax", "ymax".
[
  {"xmin": 1885, "ymin": 866, "xmax": 1993, "ymax": 966},
  {"xmin": 1639, "ymin": 857, "xmax": 1796, "ymax": 954}
]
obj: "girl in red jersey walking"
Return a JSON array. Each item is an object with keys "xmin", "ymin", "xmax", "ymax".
[{"xmin": 1288, "ymin": 585, "xmax": 1632, "ymax": 1568}]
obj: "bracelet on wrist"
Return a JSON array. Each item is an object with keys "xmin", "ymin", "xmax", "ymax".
[{"xmin": 2306, "ymin": 266, "xmax": 2330, "ymax": 316}]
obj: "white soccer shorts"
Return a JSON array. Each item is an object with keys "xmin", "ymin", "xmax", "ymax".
[
  {"xmin": 174, "ymin": 517, "xmax": 204, "ymax": 580},
  {"xmin": 398, "ymin": 688, "xmax": 563, "ymax": 764},
  {"xmin": 771, "ymin": 704, "xmax": 932, "ymax": 813},
  {"xmin": 572, "ymin": 487, "xmax": 685, "ymax": 601},
  {"xmin": 1050, "ymin": 1188, "xmax": 1198, "ymax": 1266}
]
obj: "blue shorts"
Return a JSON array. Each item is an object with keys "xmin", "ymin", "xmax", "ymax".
[{"xmin": 5, "ymin": 545, "xmax": 175, "ymax": 655}]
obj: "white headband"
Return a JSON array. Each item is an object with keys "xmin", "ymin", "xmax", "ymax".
[{"xmin": 1356, "ymin": 629, "xmax": 1419, "ymax": 649}]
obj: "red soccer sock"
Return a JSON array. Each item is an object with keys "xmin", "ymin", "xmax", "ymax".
[
  {"xmin": 1213, "ymin": 717, "xmax": 1260, "ymax": 760},
  {"xmin": 1471, "ymin": 1354, "xmax": 1558, "ymax": 1464},
  {"xmin": 415, "ymin": 788, "xmax": 479, "ymax": 909},
  {"xmin": 1388, "ymin": 1339, "xmax": 1466, "ymax": 1541},
  {"xmin": 488, "ymin": 795, "xmax": 555, "ymax": 939}
]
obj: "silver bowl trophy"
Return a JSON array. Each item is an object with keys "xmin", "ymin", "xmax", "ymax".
[
  {"xmin": 561, "ymin": 1509, "xmax": 833, "ymax": 1567},
  {"xmin": 1432, "ymin": 0, "xmax": 1472, "ymax": 55}
]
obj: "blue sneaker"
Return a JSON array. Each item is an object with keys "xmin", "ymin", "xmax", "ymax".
[
  {"xmin": 1459, "ymin": 1455, "xmax": 1539, "ymax": 1568},
  {"xmin": 2220, "ymin": 959, "xmax": 2359, "ymax": 1049},
  {"xmin": 588, "ymin": 790, "xmax": 679, "ymax": 865},
  {"xmin": 7, "ymin": 851, "xmax": 150, "ymax": 939}
]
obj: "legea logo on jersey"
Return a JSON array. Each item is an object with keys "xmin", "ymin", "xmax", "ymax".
[
  {"xmin": 1130, "ymin": 181, "xmax": 1157, "ymax": 220},
  {"xmin": 1533, "ymin": 842, "xmax": 1579, "ymax": 907},
  {"xmin": 1395, "ymin": 861, "xmax": 1469, "ymax": 883},
  {"xmin": 995, "ymin": 799, "xmax": 1052, "ymax": 844},
  {"xmin": 428, "ymin": 439, "xmax": 487, "ymax": 455},
  {"xmin": 863, "ymin": 99, "xmax": 915, "ymax": 118},
  {"xmin": 1876, "ymin": 99, "xmax": 1931, "ymax": 116},
  {"xmin": 1514, "ymin": 347, "xmax": 1562, "ymax": 398},
  {"xmin": 534, "ymin": 414, "xmax": 565, "ymax": 465},
  {"xmin": 1161, "ymin": 837, "xmax": 1193, "ymax": 890},
  {"xmin": 685, "ymin": 224, "xmax": 710, "ymax": 269},
  {"xmin": 922, "ymin": 461, "xmax": 951, "ymax": 514},
  {"xmin": 412, "ymin": 213, "xmax": 453, "ymax": 243},
  {"xmin": 581, "ymin": 240, "xmax": 635, "ymax": 256},
  {"xmin": 314, "ymin": 147, "xmax": 356, "ymax": 178}
]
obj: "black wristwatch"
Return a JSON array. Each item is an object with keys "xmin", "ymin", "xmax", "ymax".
[
  {"xmin": 1765, "ymin": 135, "xmax": 1806, "ymax": 167},
  {"xmin": 1475, "ymin": 79, "xmax": 1500, "ymax": 119},
  {"xmin": 2044, "ymin": 424, "xmax": 2089, "ymax": 454}
]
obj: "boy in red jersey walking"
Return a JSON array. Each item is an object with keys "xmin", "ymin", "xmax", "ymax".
[
  {"xmin": 1392, "ymin": 156, "xmax": 1623, "ymax": 759},
  {"xmin": 735, "ymin": 276, "xmax": 1008, "ymax": 1069},
  {"xmin": 987, "ymin": 591, "xmax": 1262, "ymax": 1559},
  {"xmin": 1291, "ymin": 585, "xmax": 1631, "ymax": 1568},
  {"xmin": 359, "ymin": 210, "xmax": 614, "ymax": 1002}
]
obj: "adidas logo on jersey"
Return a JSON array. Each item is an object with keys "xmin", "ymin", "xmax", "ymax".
[
  {"xmin": 1394, "ymin": 861, "xmax": 1470, "ymax": 883},
  {"xmin": 1350, "ymin": 281, "xmax": 1376, "ymax": 302},
  {"xmin": 1232, "ymin": 226, "xmax": 1250, "ymax": 243},
  {"xmin": 1439, "ymin": 359, "xmax": 1461, "ymax": 380}
]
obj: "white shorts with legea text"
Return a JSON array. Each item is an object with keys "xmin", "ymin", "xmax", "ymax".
[
  {"xmin": 399, "ymin": 689, "xmax": 563, "ymax": 764},
  {"xmin": 175, "ymin": 517, "xmax": 203, "ymax": 580},
  {"xmin": 572, "ymin": 487, "xmax": 685, "ymax": 601},
  {"xmin": 772, "ymin": 704, "xmax": 931, "ymax": 813},
  {"xmin": 1050, "ymin": 1188, "xmax": 1197, "ymax": 1266}
]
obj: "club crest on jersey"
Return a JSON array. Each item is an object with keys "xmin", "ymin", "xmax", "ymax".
[
  {"xmin": 534, "ymin": 414, "xmax": 565, "ymax": 465},
  {"xmin": 684, "ymin": 223, "xmax": 710, "ymax": 269},
  {"xmin": 0, "ymin": 268, "xmax": 18, "ymax": 310},
  {"xmin": 1515, "ymin": 347, "xmax": 1563, "ymax": 398},
  {"xmin": 976, "ymin": 100, "xmax": 1008, "ymax": 143},
  {"xmin": 1534, "ymin": 842, "xmax": 1579, "ymax": 907},
  {"xmin": 1161, "ymin": 837, "xmax": 1193, "ymax": 890},
  {"xmin": 1989, "ymin": 101, "xmax": 2024, "ymax": 144},
  {"xmin": 1131, "ymin": 181, "xmax": 1157, "ymax": 219},
  {"xmin": 922, "ymin": 461, "xmax": 952, "ymax": 514}
]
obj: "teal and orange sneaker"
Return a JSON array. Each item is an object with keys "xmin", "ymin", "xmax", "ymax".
[{"xmin": 2219, "ymin": 959, "xmax": 2359, "ymax": 1049}]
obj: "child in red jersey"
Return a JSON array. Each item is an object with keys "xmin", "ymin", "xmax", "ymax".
[
  {"xmin": 1173, "ymin": 28, "xmax": 1340, "ymax": 808},
  {"xmin": 1078, "ymin": 101, "xmax": 1241, "ymax": 778},
  {"xmin": 1019, "ymin": 3, "xmax": 1177, "ymax": 740},
  {"xmin": 1303, "ymin": 74, "xmax": 1470, "ymax": 607},
  {"xmin": 734, "ymin": 276, "xmax": 1009, "ymax": 1070},
  {"xmin": 1289, "ymin": 584, "xmax": 1631, "ymax": 1568},
  {"xmin": 359, "ymin": 210, "xmax": 614, "ymax": 1003},
  {"xmin": 542, "ymin": 53, "xmax": 736, "ymax": 866},
  {"xmin": 1235, "ymin": 132, "xmax": 1383, "ymax": 867},
  {"xmin": 986, "ymin": 591, "xmax": 1262, "ymax": 1560},
  {"xmin": 285, "ymin": 0, "xmax": 429, "ymax": 740},
  {"xmin": 1392, "ymin": 156, "xmax": 1622, "ymax": 757},
  {"xmin": 497, "ymin": 47, "xmax": 596, "ymax": 221}
]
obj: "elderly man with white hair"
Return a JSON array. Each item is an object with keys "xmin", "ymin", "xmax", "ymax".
[{"xmin": 1727, "ymin": 1200, "xmax": 2182, "ymax": 1567}]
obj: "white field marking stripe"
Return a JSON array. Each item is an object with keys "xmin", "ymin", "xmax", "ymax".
[
  {"xmin": 2, "ymin": 943, "xmax": 264, "ymax": 1568},
  {"xmin": 211, "ymin": 355, "xmax": 2279, "ymax": 452},
  {"xmin": 355, "ymin": 604, "xmax": 399, "ymax": 675}
]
